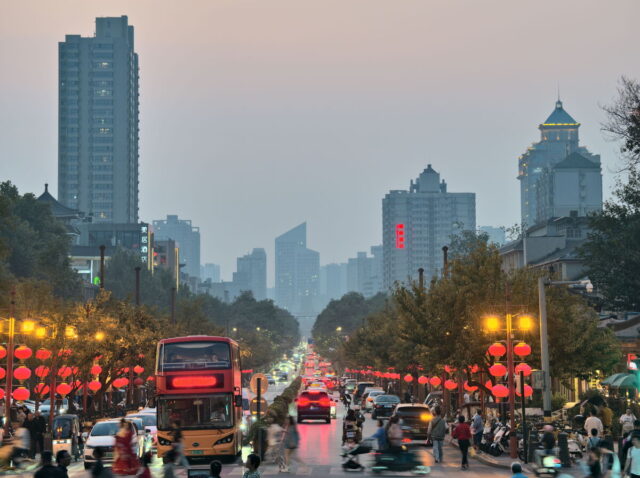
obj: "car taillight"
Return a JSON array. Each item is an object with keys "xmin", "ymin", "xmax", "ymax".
[
  {"xmin": 319, "ymin": 397, "xmax": 331, "ymax": 407},
  {"xmin": 298, "ymin": 398, "xmax": 310, "ymax": 407}
]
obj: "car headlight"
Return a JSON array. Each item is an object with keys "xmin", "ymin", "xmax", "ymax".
[
  {"xmin": 215, "ymin": 435, "xmax": 233, "ymax": 445},
  {"xmin": 158, "ymin": 437, "xmax": 172, "ymax": 446}
]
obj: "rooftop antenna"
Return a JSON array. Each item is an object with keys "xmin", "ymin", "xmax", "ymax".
[{"xmin": 557, "ymin": 82, "xmax": 561, "ymax": 103}]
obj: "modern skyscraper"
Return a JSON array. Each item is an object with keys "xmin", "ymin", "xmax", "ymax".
[
  {"xmin": 234, "ymin": 248, "xmax": 267, "ymax": 300},
  {"xmin": 320, "ymin": 263, "xmax": 348, "ymax": 301},
  {"xmin": 58, "ymin": 16, "xmax": 139, "ymax": 223},
  {"xmin": 346, "ymin": 246, "xmax": 384, "ymax": 297},
  {"xmin": 201, "ymin": 263, "xmax": 221, "ymax": 283},
  {"xmin": 152, "ymin": 215, "xmax": 201, "ymax": 279},
  {"xmin": 518, "ymin": 99, "xmax": 601, "ymax": 227},
  {"xmin": 382, "ymin": 165, "xmax": 476, "ymax": 289},
  {"xmin": 275, "ymin": 223, "xmax": 320, "ymax": 316}
]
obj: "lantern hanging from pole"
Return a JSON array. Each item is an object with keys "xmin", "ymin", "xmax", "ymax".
[
  {"xmin": 35, "ymin": 349, "xmax": 52, "ymax": 361},
  {"xmin": 464, "ymin": 381, "xmax": 478, "ymax": 392},
  {"xmin": 489, "ymin": 363, "xmax": 507, "ymax": 377},
  {"xmin": 13, "ymin": 387, "xmax": 30, "ymax": 401},
  {"xmin": 514, "ymin": 342, "xmax": 532, "ymax": 357},
  {"xmin": 14, "ymin": 346, "xmax": 32, "ymax": 360},
  {"xmin": 134, "ymin": 377, "xmax": 144, "ymax": 387},
  {"xmin": 34, "ymin": 383, "xmax": 50, "ymax": 396},
  {"xmin": 133, "ymin": 365, "xmax": 144, "ymax": 375},
  {"xmin": 429, "ymin": 376, "xmax": 441, "ymax": 387},
  {"xmin": 404, "ymin": 374, "xmax": 413, "ymax": 383},
  {"xmin": 470, "ymin": 364, "xmax": 480, "ymax": 374},
  {"xmin": 515, "ymin": 363, "xmax": 532, "ymax": 377},
  {"xmin": 444, "ymin": 365, "xmax": 456, "ymax": 374},
  {"xmin": 13, "ymin": 366, "xmax": 31, "ymax": 381},
  {"xmin": 146, "ymin": 376, "xmax": 155, "ymax": 382},
  {"xmin": 444, "ymin": 379, "xmax": 457, "ymax": 390},
  {"xmin": 516, "ymin": 385, "xmax": 534, "ymax": 397},
  {"xmin": 488, "ymin": 342, "xmax": 506, "ymax": 357},
  {"xmin": 0, "ymin": 346, "xmax": 6, "ymax": 360},
  {"xmin": 56, "ymin": 383, "xmax": 72, "ymax": 397},
  {"xmin": 88, "ymin": 381, "xmax": 102, "ymax": 392},
  {"xmin": 35, "ymin": 366, "xmax": 50, "ymax": 378},
  {"xmin": 418, "ymin": 376, "xmax": 428, "ymax": 385},
  {"xmin": 0, "ymin": 389, "xmax": 4, "ymax": 400},
  {"xmin": 492, "ymin": 384, "xmax": 509, "ymax": 398},
  {"xmin": 90, "ymin": 365, "xmax": 103, "ymax": 376},
  {"xmin": 0, "ymin": 366, "xmax": 5, "ymax": 380}
]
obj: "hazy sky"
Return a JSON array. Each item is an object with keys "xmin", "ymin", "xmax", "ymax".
[{"xmin": 1, "ymin": 1, "xmax": 638, "ymax": 285}]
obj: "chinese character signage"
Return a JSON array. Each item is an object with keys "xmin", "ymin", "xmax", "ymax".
[{"xmin": 140, "ymin": 223, "xmax": 151, "ymax": 269}]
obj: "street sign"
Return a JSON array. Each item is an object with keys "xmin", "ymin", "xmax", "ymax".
[
  {"xmin": 250, "ymin": 398, "xmax": 268, "ymax": 416},
  {"xmin": 531, "ymin": 370, "xmax": 544, "ymax": 390},
  {"xmin": 250, "ymin": 373, "xmax": 269, "ymax": 395}
]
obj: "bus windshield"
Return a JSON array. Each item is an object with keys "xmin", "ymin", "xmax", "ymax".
[
  {"xmin": 160, "ymin": 341, "xmax": 231, "ymax": 371},
  {"xmin": 158, "ymin": 394, "xmax": 233, "ymax": 430}
]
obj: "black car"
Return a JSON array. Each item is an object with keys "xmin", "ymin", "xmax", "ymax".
[
  {"xmin": 371, "ymin": 394, "xmax": 400, "ymax": 419},
  {"xmin": 296, "ymin": 390, "xmax": 331, "ymax": 423},
  {"xmin": 392, "ymin": 404, "xmax": 432, "ymax": 444},
  {"xmin": 354, "ymin": 382, "xmax": 375, "ymax": 400}
]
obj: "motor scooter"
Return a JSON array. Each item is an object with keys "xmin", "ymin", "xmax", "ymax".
[{"xmin": 371, "ymin": 446, "xmax": 430, "ymax": 474}]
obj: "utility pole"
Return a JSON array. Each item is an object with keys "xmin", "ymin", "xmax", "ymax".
[
  {"xmin": 418, "ymin": 268, "xmax": 424, "ymax": 290},
  {"xmin": 134, "ymin": 267, "xmax": 141, "ymax": 306},
  {"xmin": 99, "ymin": 245, "xmax": 106, "ymax": 289},
  {"xmin": 170, "ymin": 287, "xmax": 176, "ymax": 325},
  {"xmin": 442, "ymin": 246, "xmax": 449, "ymax": 278},
  {"xmin": 506, "ymin": 314, "xmax": 517, "ymax": 458},
  {"xmin": 538, "ymin": 276, "xmax": 552, "ymax": 418}
]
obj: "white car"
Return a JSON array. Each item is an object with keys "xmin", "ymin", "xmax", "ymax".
[
  {"xmin": 84, "ymin": 419, "xmax": 143, "ymax": 469},
  {"xmin": 364, "ymin": 390, "xmax": 386, "ymax": 411},
  {"xmin": 127, "ymin": 413, "xmax": 157, "ymax": 452}
]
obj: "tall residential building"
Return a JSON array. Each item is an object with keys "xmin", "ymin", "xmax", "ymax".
[
  {"xmin": 382, "ymin": 165, "xmax": 476, "ymax": 289},
  {"xmin": 275, "ymin": 223, "xmax": 320, "ymax": 316},
  {"xmin": 58, "ymin": 16, "xmax": 139, "ymax": 223},
  {"xmin": 201, "ymin": 263, "xmax": 221, "ymax": 283},
  {"xmin": 518, "ymin": 99, "xmax": 601, "ymax": 227},
  {"xmin": 234, "ymin": 248, "xmax": 267, "ymax": 300},
  {"xmin": 320, "ymin": 263, "xmax": 348, "ymax": 301},
  {"xmin": 346, "ymin": 246, "xmax": 384, "ymax": 297},
  {"xmin": 152, "ymin": 215, "xmax": 201, "ymax": 279}
]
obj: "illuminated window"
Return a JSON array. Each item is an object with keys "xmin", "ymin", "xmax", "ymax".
[{"xmin": 395, "ymin": 224, "xmax": 405, "ymax": 249}]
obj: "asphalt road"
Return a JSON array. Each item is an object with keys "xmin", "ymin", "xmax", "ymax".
[{"xmin": 11, "ymin": 390, "xmax": 555, "ymax": 477}]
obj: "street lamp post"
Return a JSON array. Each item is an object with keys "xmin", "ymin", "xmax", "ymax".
[
  {"xmin": 505, "ymin": 314, "xmax": 517, "ymax": 459},
  {"xmin": 537, "ymin": 277, "xmax": 593, "ymax": 418}
]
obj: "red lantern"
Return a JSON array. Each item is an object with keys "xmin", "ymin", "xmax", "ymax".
[
  {"xmin": 516, "ymin": 385, "xmax": 534, "ymax": 398},
  {"xmin": 58, "ymin": 349, "xmax": 72, "ymax": 357},
  {"xmin": 88, "ymin": 381, "xmax": 102, "ymax": 392},
  {"xmin": 418, "ymin": 376, "xmax": 428, "ymax": 385},
  {"xmin": 35, "ymin": 349, "xmax": 52, "ymax": 360},
  {"xmin": 35, "ymin": 366, "xmax": 50, "ymax": 378},
  {"xmin": 58, "ymin": 366, "xmax": 72, "ymax": 379},
  {"xmin": 515, "ymin": 363, "xmax": 532, "ymax": 377},
  {"xmin": 0, "ymin": 346, "xmax": 6, "ymax": 359},
  {"xmin": 13, "ymin": 366, "xmax": 31, "ymax": 381},
  {"xmin": 470, "ymin": 364, "xmax": 480, "ymax": 374},
  {"xmin": 34, "ymin": 383, "xmax": 50, "ymax": 396},
  {"xmin": 134, "ymin": 377, "xmax": 144, "ymax": 386},
  {"xmin": 14, "ymin": 346, "xmax": 32, "ymax": 360},
  {"xmin": 444, "ymin": 365, "xmax": 456, "ymax": 374},
  {"xmin": 0, "ymin": 367, "xmax": 5, "ymax": 380},
  {"xmin": 489, "ymin": 363, "xmax": 507, "ymax": 377},
  {"xmin": 492, "ymin": 384, "xmax": 509, "ymax": 398},
  {"xmin": 404, "ymin": 374, "xmax": 413, "ymax": 383},
  {"xmin": 514, "ymin": 342, "xmax": 532, "ymax": 357},
  {"xmin": 113, "ymin": 378, "xmax": 128, "ymax": 388},
  {"xmin": 91, "ymin": 365, "xmax": 103, "ymax": 376},
  {"xmin": 464, "ymin": 381, "xmax": 478, "ymax": 392},
  {"xmin": 488, "ymin": 342, "xmax": 506, "ymax": 357},
  {"xmin": 146, "ymin": 376, "xmax": 155, "ymax": 382},
  {"xmin": 445, "ymin": 379, "xmax": 457, "ymax": 390},
  {"xmin": 0, "ymin": 389, "xmax": 4, "ymax": 400},
  {"xmin": 429, "ymin": 376, "xmax": 441, "ymax": 387},
  {"xmin": 71, "ymin": 367, "xmax": 79, "ymax": 375},
  {"xmin": 485, "ymin": 380, "xmax": 494, "ymax": 391},
  {"xmin": 13, "ymin": 387, "xmax": 30, "ymax": 401},
  {"xmin": 56, "ymin": 383, "xmax": 72, "ymax": 396}
]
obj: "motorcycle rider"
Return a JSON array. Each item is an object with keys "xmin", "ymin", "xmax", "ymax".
[{"xmin": 386, "ymin": 415, "xmax": 404, "ymax": 453}]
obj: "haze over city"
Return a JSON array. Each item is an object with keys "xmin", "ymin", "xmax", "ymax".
[{"xmin": 1, "ymin": 0, "xmax": 639, "ymax": 283}]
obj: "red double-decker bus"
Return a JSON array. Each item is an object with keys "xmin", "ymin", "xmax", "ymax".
[{"xmin": 155, "ymin": 336, "xmax": 242, "ymax": 460}]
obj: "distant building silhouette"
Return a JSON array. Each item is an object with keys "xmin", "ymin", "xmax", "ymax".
[
  {"xmin": 201, "ymin": 263, "xmax": 221, "ymax": 283},
  {"xmin": 382, "ymin": 164, "xmax": 476, "ymax": 288},
  {"xmin": 518, "ymin": 99, "xmax": 601, "ymax": 227},
  {"xmin": 479, "ymin": 226, "xmax": 506, "ymax": 246},
  {"xmin": 234, "ymin": 248, "xmax": 267, "ymax": 300},
  {"xmin": 346, "ymin": 246, "xmax": 383, "ymax": 297},
  {"xmin": 58, "ymin": 16, "xmax": 139, "ymax": 223},
  {"xmin": 152, "ymin": 215, "xmax": 201, "ymax": 279},
  {"xmin": 275, "ymin": 223, "xmax": 320, "ymax": 316}
]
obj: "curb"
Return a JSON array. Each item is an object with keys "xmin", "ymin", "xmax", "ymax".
[{"xmin": 448, "ymin": 439, "xmax": 532, "ymax": 472}]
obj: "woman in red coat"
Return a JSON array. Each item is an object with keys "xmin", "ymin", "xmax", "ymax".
[
  {"xmin": 112, "ymin": 419, "xmax": 140, "ymax": 477},
  {"xmin": 452, "ymin": 415, "xmax": 472, "ymax": 470}
]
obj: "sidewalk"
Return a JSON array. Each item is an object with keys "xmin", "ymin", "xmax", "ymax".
[{"xmin": 447, "ymin": 437, "xmax": 531, "ymax": 471}]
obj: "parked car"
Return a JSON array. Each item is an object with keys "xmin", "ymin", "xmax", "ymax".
[
  {"xmin": 39, "ymin": 398, "xmax": 69, "ymax": 416},
  {"xmin": 84, "ymin": 419, "xmax": 142, "ymax": 469},
  {"xmin": 296, "ymin": 390, "xmax": 331, "ymax": 423},
  {"xmin": 392, "ymin": 404, "xmax": 432, "ymax": 445},
  {"xmin": 371, "ymin": 395, "xmax": 401, "ymax": 419}
]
